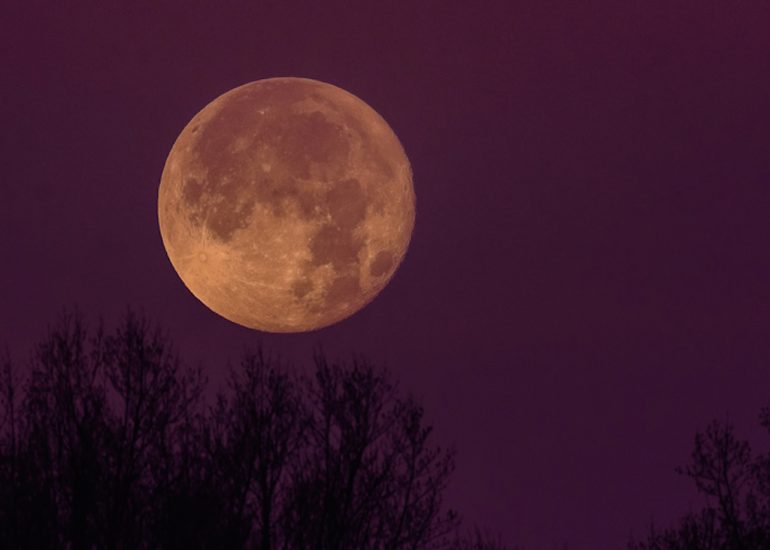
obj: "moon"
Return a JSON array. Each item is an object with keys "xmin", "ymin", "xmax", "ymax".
[{"xmin": 158, "ymin": 78, "xmax": 415, "ymax": 332}]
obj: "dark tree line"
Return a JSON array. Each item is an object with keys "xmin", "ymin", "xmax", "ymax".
[
  {"xmin": 0, "ymin": 309, "xmax": 506, "ymax": 549},
  {"xmin": 630, "ymin": 411, "xmax": 770, "ymax": 549}
]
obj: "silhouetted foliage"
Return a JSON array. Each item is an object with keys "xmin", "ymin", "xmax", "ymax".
[
  {"xmin": 0, "ymin": 309, "xmax": 506, "ymax": 549},
  {"xmin": 630, "ymin": 413, "xmax": 770, "ymax": 549}
]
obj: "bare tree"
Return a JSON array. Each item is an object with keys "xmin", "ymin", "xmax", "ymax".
[
  {"xmin": 280, "ymin": 353, "xmax": 458, "ymax": 549},
  {"xmin": 203, "ymin": 348, "xmax": 307, "ymax": 549},
  {"xmin": 630, "ymin": 417, "xmax": 770, "ymax": 549},
  {"xmin": 97, "ymin": 309, "xmax": 205, "ymax": 546},
  {"xmin": 0, "ymin": 349, "xmax": 24, "ymax": 547},
  {"xmin": 0, "ymin": 309, "xmax": 509, "ymax": 549},
  {"xmin": 21, "ymin": 309, "xmax": 112, "ymax": 548},
  {"xmin": 0, "ymin": 309, "xmax": 206, "ymax": 548}
]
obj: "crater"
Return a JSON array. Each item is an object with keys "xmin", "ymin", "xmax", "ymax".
[
  {"xmin": 370, "ymin": 250, "xmax": 394, "ymax": 277},
  {"xmin": 292, "ymin": 278, "xmax": 313, "ymax": 299}
]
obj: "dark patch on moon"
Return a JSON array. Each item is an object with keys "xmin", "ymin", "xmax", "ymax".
[
  {"xmin": 249, "ymin": 175, "xmax": 319, "ymax": 219},
  {"xmin": 292, "ymin": 278, "xmax": 313, "ymax": 299},
  {"xmin": 309, "ymin": 224, "xmax": 362, "ymax": 269},
  {"xmin": 326, "ymin": 178, "xmax": 366, "ymax": 229},
  {"xmin": 188, "ymin": 92, "xmax": 266, "ymax": 241},
  {"xmin": 311, "ymin": 91, "xmax": 396, "ymax": 181},
  {"xmin": 190, "ymin": 173, "xmax": 257, "ymax": 242},
  {"xmin": 195, "ymin": 93, "xmax": 263, "ymax": 171},
  {"xmin": 183, "ymin": 177, "xmax": 204, "ymax": 207},
  {"xmin": 293, "ymin": 183, "xmax": 318, "ymax": 218},
  {"xmin": 370, "ymin": 251, "xmax": 394, "ymax": 277},
  {"xmin": 266, "ymin": 111, "xmax": 349, "ymax": 180},
  {"xmin": 182, "ymin": 177, "xmax": 206, "ymax": 225},
  {"xmin": 181, "ymin": 173, "xmax": 257, "ymax": 241},
  {"xmin": 325, "ymin": 274, "xmax": 361, "ymax": 307},
  {"xmin": 206, "ymin": 198, "xmax": 256, "ymax": 241},
  {"xmin": 307, "ymin": 178, "xmax": 369, "ymax": 270},
  {"xmin": 190, "ymin": 87, "xmax": 350, "ymax": 241},
  {"xmin": 252, "ymin": 176, "xmax": 298, "ymax": 217}
]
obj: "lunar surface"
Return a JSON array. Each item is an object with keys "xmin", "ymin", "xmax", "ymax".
[{"xmin": 158, "ymin": 78, "xmax": 415, "ymax": 332}]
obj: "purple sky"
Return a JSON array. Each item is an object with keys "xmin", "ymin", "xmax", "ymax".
[{"xmin": 3, "ymin": 2, "xmax": 770, "ymax": 547}]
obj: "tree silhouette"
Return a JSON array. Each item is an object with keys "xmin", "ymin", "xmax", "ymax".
[
  {"xmin": 203, "ymin": 348, "xmax": 307, "ymax": 548},
  {"xmin": 280, "ymin": 353, "xmax": 457, "ymax": 549},
  {"xmin": 630, "ymin": 414, "xmax": 770, "ymax": 549},
  {"xmin": 0, "ymin": 309, "xmax": 509, "ymax": 549},
  {"xmin": 0, "ymin": 309, "xmax": 205, "ymax": 548}
]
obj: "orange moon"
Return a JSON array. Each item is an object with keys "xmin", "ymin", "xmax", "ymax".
[{"xmin": 158, "ymin": 78, "xmax": 415, "ymax": 332}]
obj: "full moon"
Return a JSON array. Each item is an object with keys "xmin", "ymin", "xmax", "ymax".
[{"xmin": 158, "ymin": 78, "xmax": 415, "ymax": 332}]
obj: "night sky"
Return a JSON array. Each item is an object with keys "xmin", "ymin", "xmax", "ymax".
[{"xmin": 3, "ymin": 2, "xmax": 770, "ymax": 547}]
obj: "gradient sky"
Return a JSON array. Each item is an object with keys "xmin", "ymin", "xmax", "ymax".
[{"xmin": 3, "ymin": 2, "xmax": 770, "ymax": 547}]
